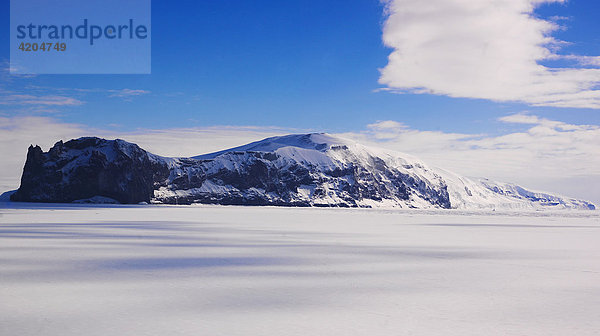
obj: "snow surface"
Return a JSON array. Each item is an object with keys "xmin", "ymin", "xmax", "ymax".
[{"xmin": 1, "ymin": 204, "xmax": 599, "ymax": 335}]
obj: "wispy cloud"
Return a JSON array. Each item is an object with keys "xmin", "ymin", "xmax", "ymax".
[
  {"xmin": 379, "ymin": 0, "xmax": 600, "ymax": 109},
  {"xmin": 342, "ymin": 120, "xmax": 479, "ymax": 150},
  {"xmin": 0, "ymin": 59, "xmax": 36, "ymax": 85},
  {"xmin": 0, "ymin": 86, "xmax": 151, "ymax": 112},
  {"xmin": 22, "ymin": 85, "xmax": 151, "ymax": 98},
  {"xmin": 0, "ymin": 94, "xmax": 83, "ymax": 106},
  {"xmin": 108, "ymin": 89, "xmax": 151, "ymax": 99},
  {"xmin": 556, "ymin": 55, "xmax": 600, "ymax": 67}
]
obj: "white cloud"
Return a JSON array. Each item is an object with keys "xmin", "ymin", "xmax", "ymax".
[
  {"xmin": 497, "ymin": 113, "xmax": 542, "ymax": 125},
  {"xmin": 342, "ymin": 120, "xmax": 479, "ymax": 151},
  {"xmin": 365, "ymin": 120, "xmax": 410, "ymax": 139},
  {"xmin": 379, "ymin": 0, "xmax": 600, "ymax": 108},
  {"xmin": 367, "ymin": 120, "xmax": 407, "ymax": 131}
]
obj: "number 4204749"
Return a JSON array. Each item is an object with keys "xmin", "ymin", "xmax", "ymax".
[{"xmin": 18, "ymin": 42, "xmax": 67, "ymax": 52}]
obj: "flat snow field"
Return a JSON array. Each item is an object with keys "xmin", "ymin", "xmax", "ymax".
[{"xmin": 1, "ymin": 204, "xmax": 599, "ymax": 336}]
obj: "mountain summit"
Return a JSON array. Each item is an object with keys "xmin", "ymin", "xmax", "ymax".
[{"xmin": 10, "ymin": 133, "xmax": 596, "ymax": 210}]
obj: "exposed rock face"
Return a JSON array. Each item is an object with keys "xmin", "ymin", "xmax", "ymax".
[
  {"xmin": 155, "ymin": 149, "xmax": 451, "ymax": 208},
  {"xmin": 11, "ymin": 138, "xmax": 170, "ymax": 204},
  {"xmin": 10, "ymin": 133, "xmax": 596, "ymax": 210}
]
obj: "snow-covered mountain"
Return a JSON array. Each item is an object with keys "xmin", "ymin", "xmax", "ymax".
[{"xmin": 10, "ymin": 133, "xmax": 596, "ymax": 210}]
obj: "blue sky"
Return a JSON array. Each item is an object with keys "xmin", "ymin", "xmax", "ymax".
[
  {"xmin": 1, "ymin": 0, "xmax": 600, "ymax": 203},
  {"xmin": 1, "ymin": 0, "xmax": 599, "ymax": 134}
]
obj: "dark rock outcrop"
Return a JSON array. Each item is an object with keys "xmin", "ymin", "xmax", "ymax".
[{"xmin": 11, "ymin": 137, "xmax": 170, "ymax": 204}]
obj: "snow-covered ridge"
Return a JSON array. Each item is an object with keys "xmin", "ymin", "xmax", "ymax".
[
  {"xmin": 193, "ymin": 133, "xmax": 346, "ymax": 159},
  {"xmin": 191, "ymin": 133, "xmax": 594, "ymax": 210},
  {"xmin": 10, "ymin": 134, "xmax": 596, "ymax": 210}
]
